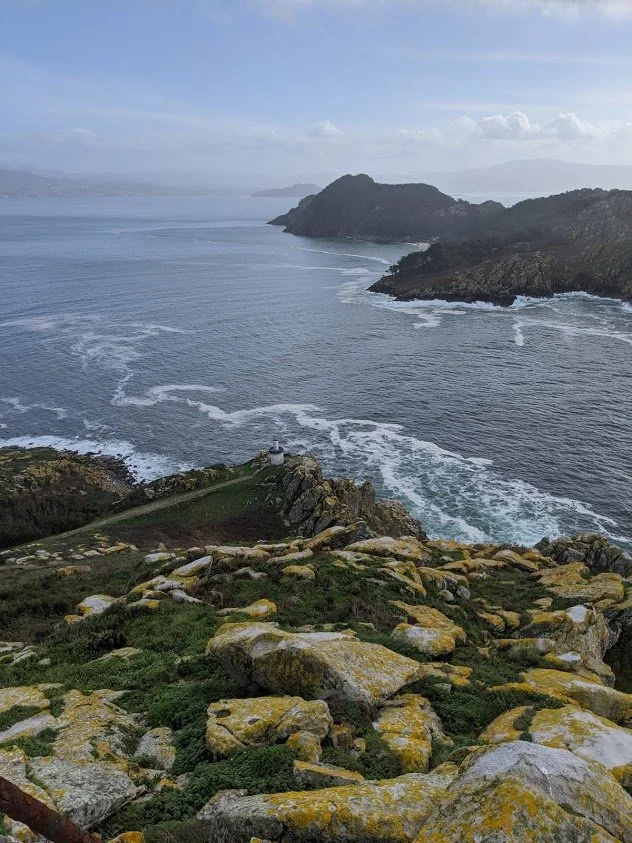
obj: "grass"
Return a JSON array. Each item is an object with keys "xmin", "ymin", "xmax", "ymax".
[
  {"xmin": 111, "ymin": 468, "xmax": 288, "ymax": 547},
  {"xmin": 0, "ymin": 550, "xmax": 158, "ymax": 643},
  {"xmin": 5, "ymin": 728, "xmax": 58, "ymax": 757},
  {"xmin": 0, "ymin": 705, "xmax": 43, "ymax": 731},
  {"xmin": 321, "ymin": 731, "xmax": 403, "ymax": 780}
]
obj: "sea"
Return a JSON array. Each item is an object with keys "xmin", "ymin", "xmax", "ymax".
[{"xmin": 1, "ymin": 195, "xmax": 631, "ymax": 548}]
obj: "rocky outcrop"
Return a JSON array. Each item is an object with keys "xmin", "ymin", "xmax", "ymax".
[
  {"xmin": 205, "ymin": 696, "xmax": 332, "ymax": 758},
  {"xmin": 206, "ymin": 622, "xmax": 425, "ymax": 705},
  {"xmin": 0, "ymin": 446, "xmax": 135, "ymax": 548},
  {"xmin": 371, "ymin": 240, "xmax": 632, "ymax": 306},
  {"xmin": 414, "ymin": 741, "xmax": 632, "ymax": 843},
  {"xmin": 536, "ymin": 534, "xmax": 632, "ymax": 578},
  {"xmin": 279, "ymin": 455, "xmax": 425, "ymax": 539},
  {"xmin": 199, "ymin": 767, "xmax": 457, "ymax": 842},
  {"xmin": 482, "ymin": 705, "xmax": 632, "ymax": 787}
]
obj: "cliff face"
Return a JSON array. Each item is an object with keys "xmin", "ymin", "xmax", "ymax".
[
  {"xmin": 370, "ymin": 238, "xmax": 632, "ymax": 306},
  {"xmin": 279, "ymin": 455, "xmax": 425, "ymax": 539}
]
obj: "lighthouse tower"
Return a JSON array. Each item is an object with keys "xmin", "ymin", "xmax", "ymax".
[{"xmin": 268, "ymin": 437, "xmax": 285, "ymax": 466}]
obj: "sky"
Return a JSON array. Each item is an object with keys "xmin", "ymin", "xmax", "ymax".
[{"xmin": 2, "ymin": 0, "xmax": 632, "ymax": 183}]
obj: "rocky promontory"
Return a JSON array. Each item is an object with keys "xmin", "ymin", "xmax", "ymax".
[
  {"xmin": 370, "ymin": 240, "xmax": 632, "ymax": 306},
  {"xmin": 271, "ymin": 174, "xmax": 632, "ymax": 305}
]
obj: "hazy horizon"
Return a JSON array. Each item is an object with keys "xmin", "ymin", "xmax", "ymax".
[{"xmin": 3, "ymin": 1, "xmax": 632, "ymax": 183}]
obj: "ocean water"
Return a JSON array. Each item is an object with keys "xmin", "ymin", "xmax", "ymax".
[{"xmin": 1, "ymin": 196, "xmax": 631, "ymax": 547}]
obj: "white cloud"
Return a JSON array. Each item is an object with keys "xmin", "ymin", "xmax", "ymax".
[
  {"xmin": 308, "ymin": 120, "xmax": 343, "ymax": 137},
  {"xmin": 253, "ymin": 0, "xmax": 632, "ymax": 18}
]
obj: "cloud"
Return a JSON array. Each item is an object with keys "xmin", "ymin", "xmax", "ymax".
[
  {"xmin": 253, "ymin": 0, "xmax": 632, "ymax": 18},
  {"xmin": 308, "ymin": 120, "xmax": 343, "ymax": 137}
]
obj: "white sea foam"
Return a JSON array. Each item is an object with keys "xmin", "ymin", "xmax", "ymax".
[
  {"xmin": 0, "ymin": 434, "xmax": 190, "ymax": 481},
  {"xmin": 0, "ymin": 398, "xmax": 68, "ymax": 420},
  {"xmin": 513, "ymin": 321, "xmax": 525, "ymax": 346},
  {"xmin": 108, "ymin": 385, "xmax": 627, "ymax": 546},
  {"xmin": 293, "ymin": 246, "xmax": 391, "ymax": 265}
]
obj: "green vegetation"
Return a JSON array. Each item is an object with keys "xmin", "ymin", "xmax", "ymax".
[
  {"xmin": 6, "ymin": 728, "xmax": 58, "ymax": 758},
  {"xmin": 0, "ymin": 446, "xmax": 135, "ymax": 549},
  {"xmin": 100, "ymin": 745, "xmax": 299, "ymax": 839},
  {"xmin": 0, "ymin": 705, "xmax": 43, "ymax": 731}
]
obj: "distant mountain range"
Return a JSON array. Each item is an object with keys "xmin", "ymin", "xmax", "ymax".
[
  {"xmin": 252, "ymin": 183, "xmax": 321, "ymax": 198},
  {"xmin": 0, "ymin": 169, "xmax": 222, "ymax": 198}
]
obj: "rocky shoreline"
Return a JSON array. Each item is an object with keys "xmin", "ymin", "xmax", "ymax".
[{"xmin": 369, "ymin": 240, "xmax": 632, "ymax": 306}]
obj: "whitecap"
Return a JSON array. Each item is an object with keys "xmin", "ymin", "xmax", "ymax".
[
  {"xmin": 513, "ymin": 321, "xmax": 525, "ymax": 346},
  {"xmin": 0, "ymin": 397, "xmax": 68, "ymax": 420}
]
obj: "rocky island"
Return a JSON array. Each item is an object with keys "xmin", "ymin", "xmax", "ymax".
[
  {"xmin": 0, "ymin": 445, "xmax": 632, "ymax": 842},
  {"xmin": 271, "ymin": 174, "xmax": 632, "ymax": 306}
]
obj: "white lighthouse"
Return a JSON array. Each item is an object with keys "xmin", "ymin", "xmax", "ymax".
[{"xmin": 269, "ymin": 437, "xmax": 285, "ymax": 466}]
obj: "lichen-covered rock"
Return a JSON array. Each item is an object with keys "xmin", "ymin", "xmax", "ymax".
[
  {"xmin": 285, "ymin": 730, "xmax": 322, "ymax": 762},
  {"xmin": 219, "ymin": 599, "xmax": 278, "ymax": 619},
  {"xmin": 414, "ymin": 776, "xmax": 621, "ymax": 842},
  {"xmin": 28, "ymin": 756, "xmax": 139, "ymax": 829},
  {"xmin": 390, "ymin": 602, "xmax": 465, "ymax": 656},
  {"xmin": 199, "ymin": 769, "xmax": 456, "ymax": 842},
  {"xmin": 416, "ymin": 662, "xmax": 472, "ymax": 688},
  {"xmin": 391, "ymin": 602, "xmax": 466, "ymax": 643},
  {"xmin": 492, "ymin": 549, "xmax": 541, "ymax": 572},
  {"xmin": 536, "ymin": 563, "xmax": 626, "ymax": 604},
  {"xmin": 0, "ymin": 686, "xmax": 49, "ymax": 715},
  {"xmin": 206, "ymin": 696, "xmax": 332, "ymax": 758},
  {"xmin": 483, "ymin": 705, "xmax": 632, "ymax": 788},
  {"xmin": 276, "ymin": 550, "xmax": 314, "ymax": 564},
  {"xmin": 95, "ymin": 647, "xmax": 142, "ymax": 662},
  {"xmin": 52, "ymin": 689, "xmax": 141, "ymax": 763},
  {"xmin": 0, "ymin": 711, "xmax": 56, "ymax": 745},
  {"xmin": 135, "ymin": 727, "xmax": 176, "ymax": 770},
  {"xmin": 171, "ymin": 555, "xmax": 212, "ymax": 577},
  {"xmin": 493, "ymin": 668, "xmax": 632, "ymax": 725},
  {"xmin": 373, "ymin": 694, "xmax": 446, "ymax": 772},
  {"xmin": 345, "ymin": 536, "xmax": 428, "ymax": 563},
  {"xmin": 476, "ymin": 610, "xmax": 506, "ymax": 633},
  {"xmin": 76, "ymin": 594, "xmax": 118, "ymax": 617},
  {"xmin": 281, "ymin": 565, "xmax": 315, "ymax": 580},
  {"xmin": 418, "ymin": 741, "xmax": 632, "ymax": 842},
  {"xmin": 292, "ymin": 760, "xmax": 364, "ymax": 787},
  {"xmin": 391, "ymin": 624, "xmax": 458, "ymax": 657},
  {"xmin": 0, "ymin": 746, "xmax": 57, "ymax": 842},
  {"xmin": 518, "ymin": 604, "xmax": 616, "ymax": 683},
  {"xmin": 209, "ymin": 545, "xmax": 271, "ymax": 563},
  {"xmin": 206, "ymin": 622, "xmax": 424, "ymax": 705},
  {"xmin": 306, "ymin": 524, "xmax": 369, "ymax": 553}
]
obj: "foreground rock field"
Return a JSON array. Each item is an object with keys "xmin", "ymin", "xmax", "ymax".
[{"xmin": 0, "ymin": 451, "xmax": 631, "ymax": 842}]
